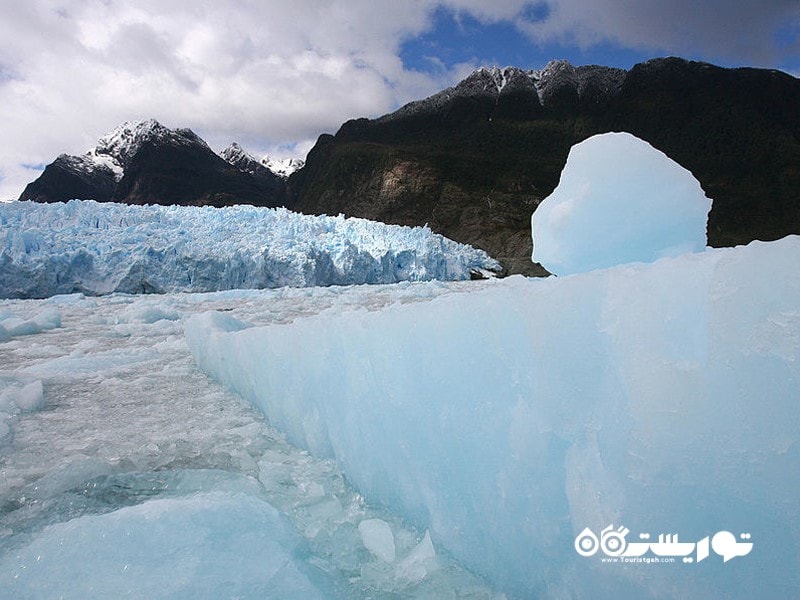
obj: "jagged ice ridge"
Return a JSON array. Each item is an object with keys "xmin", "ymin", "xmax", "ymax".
[{"xmin": 0, "ymin": 200, "xmax": 499, "ymax": 299}]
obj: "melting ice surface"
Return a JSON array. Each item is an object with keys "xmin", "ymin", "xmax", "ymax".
[
  {"xmin": 531, "ymin": 132, "xmax": 712, "ymax": 276},
  {"xmin": 0, "ymin": 200, "xmax": 499, "ymax": 299},
  {"xmin": 0, "ymin": 282, "xmax": 503, "ymax": 598},
  {"xmin": 187, "ymin": 236, "xmax": 800, "ymax": 599}
]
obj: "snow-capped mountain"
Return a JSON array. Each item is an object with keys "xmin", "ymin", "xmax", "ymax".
[
  {"xmin": 379, "ymin": 60, "xmax": 626, "ymax": 124},
  {"xmin": 218, "ymin": 142, "xmax": 274, "ymax": 179},
  {"xmin": 93, "ymin": 119, "xmax": 210, "ymax": 171},
  {"xmin": 219, "ymin": 142, "xmax": 304, "ymax": 179},
  {"xmin": 20, "ymin": 120, "xmax": 287, "ymax": 207},
  {"xmin": 262, "ymin": 156, "xmax": 305, "ymax": 178},
  {"xmin": 41, "ymin": 120, "xmax": 212, "ymax": 188}
]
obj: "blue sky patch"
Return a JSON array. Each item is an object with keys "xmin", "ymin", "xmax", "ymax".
[{"xmin": 401, "ymin": 7, "xmax": 665, "ymax": 74}]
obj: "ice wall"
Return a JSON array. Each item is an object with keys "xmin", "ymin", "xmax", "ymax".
[
  {"xmin": 186, "ymin": 236, "xmax": 800, "ymax": 599},
  {"xmin": 0, "ymin": 200, "xmax": 499, "ymax": 299},
  {"xmin": 531, "ymin": 132, "xmax": 712, "ymax": 275}
]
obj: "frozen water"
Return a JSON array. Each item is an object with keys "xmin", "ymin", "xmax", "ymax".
[
  {"xmin": 359, "ymin": 518, "xmax": 397, "ymax": 562},
  {"xmin": 0, "ymin": 281, "xmax": 500, "ymax": 598},
  {"xmin": 531, "ymin": 132, "xmax": 712, "ymax": 275},
  {"xmin": 0, "ymin": 200, "xmax": 499, "ymax": 299},
  {"xmin": 8, "ymin": 380, "xmax": 44, "ymax": 412},
  {"xmin": 0, "ymin": 492, "xmax": 329, "ymax": 599},
  {"xmin": 0, "ymin": 308, "xmax": 61, "ymax": 338},
  {"xmin": 187, "ymin": 236, "xmax": 800, "ymax": 599},
  {"xmin": 396, "ymin": 531, "xmax": 437, "ymax": 585}
]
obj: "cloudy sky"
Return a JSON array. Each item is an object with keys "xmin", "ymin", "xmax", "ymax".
[{"xmin": 1, "ymin": 0, "xmax": 797, "ymax": 199}]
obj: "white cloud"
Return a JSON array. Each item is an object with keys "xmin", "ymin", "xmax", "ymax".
[
  {"xmin": 516, "ymin": 0, "xmax": 799, "ymax": 66},
  {"xmin": 0, "ymin": 0, "xmax": 466, "ymax": 199},
  {"xmin": 442, "ymin": 0, "xmax": 531, "ymax": 22},
  {"xmin": 0, "ymin": 0, "xmax": 796, "ymax": 199}
]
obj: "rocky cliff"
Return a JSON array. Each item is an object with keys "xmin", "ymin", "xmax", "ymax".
[{"xmin": 290, "ymin": 58, "xmax": 800, "ymax": 275}]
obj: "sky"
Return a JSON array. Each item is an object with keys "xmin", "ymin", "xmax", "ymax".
[{"xmin": 0, "ymin": 0, "xmax": 798, "ymax": 200}]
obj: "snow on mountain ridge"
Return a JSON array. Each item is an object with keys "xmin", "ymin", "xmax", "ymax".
[
  {"xmin": 379, "ymin": 59, "xmax": 627, "ymax": 122},
  {"xmin": 474, "ymin": 66, "xmax": 513, "ymax": 93},
  {"xmin": 262, "ymin": 156, "xmax": 305, "ymax": 178},
  {"xmin": 219, "ymin": 141, "xmax": 255, "ymax": 164},
  {"xmin": 52, "ymin": 153, "xmax": 122, "ymax": 181},
  {"xmin": 94, "ymin": 119, "xmax": 210, "ymax": 169},
  {"xmin": 219, "ymin": 143, "xmax": 305, "ymax": 179},
  {"xmin": 218, "ymin": 142, "xmax": 267, "ymax": 177},
  {"xmin": 49, "ymin": 119, "xmax": 213, "ymax": 184}
]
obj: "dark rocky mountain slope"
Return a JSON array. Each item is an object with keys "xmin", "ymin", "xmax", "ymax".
[
  {"xmin": 20, "ymin": 120, "xmax": 288, "ymax": 208},
  {"xmin": 289, "ymin": 58, "xmax": 800, "ymax": 275}
]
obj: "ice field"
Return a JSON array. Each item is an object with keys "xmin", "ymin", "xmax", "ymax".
[{"xmin": 0, "ymin": 282, "xmax": 503, "ymax": 599}]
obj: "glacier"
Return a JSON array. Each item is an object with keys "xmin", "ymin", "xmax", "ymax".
[
  {"xmin": 531, "ymin": 132, "xmax": 712, "ymax": 276},
  {"xmin": 0, "ymin": 200, "xmax": 499, "ymax": 299},
  {"xmin": 186, "ymin": 236, "xmax": 800, "ymax": 599}
]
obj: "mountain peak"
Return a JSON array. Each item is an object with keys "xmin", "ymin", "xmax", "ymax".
[
  {"xmin": 220, "ymin": 141, "xmax": 257, "ymax": 164},
  {"xmin": 219, "ymin": 143, "xmax": 304, "ymax": 179},
  {"xmin": 262, "ymin": 156, "xmax": 305, "ymax": 179},
  {"xmin": 219, "ymin": 142, "xmax": 270, "ymax": 179},
  {"xmin": 94, "ymin": 119, "xmax": 208, "ymax": 170},
  {"xmin": 470, "ymin": 60, "xmax": 576, "ymax": 92},
  {"xmin": 455, "ymin": 65, "xmax": 533, "ymax": 96},
  {"xmin": 377, "ymin": 59, "xmax": 625, "ymax": 124},
  {"xmin": 20, "ymin": 121, "xmax": 288, "ymax": 206}
]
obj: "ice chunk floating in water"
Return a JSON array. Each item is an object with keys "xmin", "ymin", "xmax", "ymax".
[
  {"xmin": 0, "ymin": 492, "xmax": 328, "ymax": 599},
  {"xmin": 187, "ymin": 236, "xmax": 800, "ymax": 599},
  {"xmin": 531, "ymin": 132, "xmax": 712, "ymax": 275},
  {"xmin": 0, "ymin": 200, "xmax": 499, "ymax": 299}
]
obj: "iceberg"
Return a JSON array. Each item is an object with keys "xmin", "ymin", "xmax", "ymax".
[
  {"xmin": 531, "ymin": 132, "xmax": 712, "ymax": 275},
  {"xmin": 186, "ymin": 236, "xmax": 800, "ymax": 598},
  {"xmin": 0, "ymin": 200, "xmax": 499, "ymax": 299}
]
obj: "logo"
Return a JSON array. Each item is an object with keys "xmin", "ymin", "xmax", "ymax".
[{"xmin": 574, "ymin": 525, "xmax": 753, "ymax": 564}]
